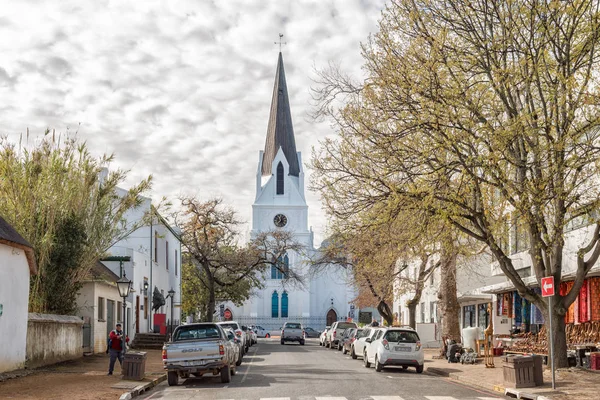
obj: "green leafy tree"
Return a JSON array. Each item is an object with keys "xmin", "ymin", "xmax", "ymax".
[
  {"xmin": 0, "ymin": 131, "xmax": 152, "ymax": 313},
  {"xmin": 311, "ymin": 0, "xmax": 600, "ymax": 367}
]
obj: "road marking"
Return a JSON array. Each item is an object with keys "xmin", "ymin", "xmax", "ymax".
[
  {"xmin": 315, "ymin": 398, "xmax": 348, "ymax": 400},
  {"xmin": 241, "ymin": 343, "xmax": 257, "ymax": 383},
  {"xmin": 425, "ymin": 397, "xmax": 464, "ymax": 400},
  {"xmin": 371, "ymin": 396, "xmax": 406, "ymax": 400},
  {"xmin": 259, "ymin": 398, "xmax": 290, "ymax": 400}
]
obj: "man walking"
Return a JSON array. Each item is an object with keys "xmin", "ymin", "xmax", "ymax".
[{"xmin": 107, "ymin": 323, "xmax": 129, "ymax": 375}]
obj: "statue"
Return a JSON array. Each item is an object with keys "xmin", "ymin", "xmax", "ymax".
[
  {"xmin": 484, "ymin": 302, "xmax": 495, "ymax": 368},
  {"xmin": 152, "ymin": 286, "xmax": 166, "ymax": 312}
]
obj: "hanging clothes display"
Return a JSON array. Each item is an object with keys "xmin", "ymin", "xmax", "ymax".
[
  {"xmin": 514, "ymin": 291, "xmax": 522, "ymax": 325},
  {"xmin": 531, "ymin": 287, "xmax": 545, "ymax": 324},
  {"xmin": 579, "ymin": 280, "xmax": 589, "ymax": 323}
]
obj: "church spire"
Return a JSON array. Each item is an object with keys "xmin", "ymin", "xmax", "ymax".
[{"xmin": 262, "ymin": 52, "xmax": 300, "ymax": 177}]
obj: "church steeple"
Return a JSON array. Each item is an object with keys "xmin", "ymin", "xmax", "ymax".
[{"xmin": 261, "ymin": 52, "xmax": 300, "ymax": 177}]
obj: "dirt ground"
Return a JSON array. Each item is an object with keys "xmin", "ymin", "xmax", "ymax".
[{"xmin": 0, "ymin": 350, "xmax": 165, "ymax": 400}]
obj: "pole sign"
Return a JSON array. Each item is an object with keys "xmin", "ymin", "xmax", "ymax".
[
  {"xmin": 224, "ymin": 309, "xmax": 232, "ymax": 320},
  {"xmin": 219, "ymin": 304, "xmax": 225, "ymax": 317},
  {"xmin": 541, "ymin": 276, "xmax": 555, "ymax": 297}
]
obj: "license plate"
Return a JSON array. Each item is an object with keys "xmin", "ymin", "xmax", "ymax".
[
  {"xmin": 188, "ymin": 360, "xmax": 205, "ymax": 366},
  {"xmin": 395, "ymin": 346, "xmax": 411, "ymax": 352}
]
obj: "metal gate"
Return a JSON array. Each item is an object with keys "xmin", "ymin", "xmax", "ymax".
[{"xmin": 82, "ymin": 316, "xmax": 92, "ymax": 353}]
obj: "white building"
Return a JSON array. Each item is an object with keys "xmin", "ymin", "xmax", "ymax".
[
  {"xmin": 102, "ymin": 194, "xmax": 182, "ymax": 339},
  {"xmin": 223, "ymin": 53, "xmax": 356, "ymax": 331},
  {"xmin": 0, "ymin": 216, "xmax": 37, "ymax": 372}
]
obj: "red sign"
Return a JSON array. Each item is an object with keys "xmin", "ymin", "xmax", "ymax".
[
  {"xmin": 224, "ymin": 309, "xmax": 232, "ymax": 320},
  {"xmin": 541, "ymin": 276, "xmax": 555, "ymax": 297}
]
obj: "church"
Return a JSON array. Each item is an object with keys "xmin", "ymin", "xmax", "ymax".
[{"xmin": 222, "ymin": 53, "xmax": 356, "ymax": 331}]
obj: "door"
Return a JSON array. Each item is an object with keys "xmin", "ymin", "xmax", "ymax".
[
  {"xmin": 106, "ymin": 300, "xmax": 115, "ymax": 337},
  {"xmin": 136, "ymin": 296, "xmax": 140, "ymax": 333},
  {"xmin": 327, "ymin": 309, "xmax": 337, "ymax": 326}
]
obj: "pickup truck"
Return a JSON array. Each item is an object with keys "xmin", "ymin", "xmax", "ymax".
[
  {"xmin": 162, "ymin": 323, "xmax": 237, "ymax": 385},
  {"xmin": 326, "ymin": 321, "xmax": 358, "ymax": 350},
  {"xmin": 281, "ymin": 322, "xmax": 305, "ymax": 345}
]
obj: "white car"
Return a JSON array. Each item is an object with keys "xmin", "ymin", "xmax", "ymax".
[
  {"xmin": 319, "ymin": 326, "xmax": 330, "ymax": 346},
  {"xmin": 351, "ymin": 327, "xmax": 380, "ymax": 359},
  {"xmin": 326, "ymin": 321, "xmax": 358, "ymax": 349},
  {"xmin": 217, "ymin": 321, "xmax": 248, "ymax": 353},
  {"xmin": 363, "ymin": 327, "xmax": 424, "ymax": 373},
  {"xmin": 252, "ymin": 325, "xmax": 270, "ymax": 338}
]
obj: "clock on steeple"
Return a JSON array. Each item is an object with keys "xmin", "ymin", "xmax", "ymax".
[{"xmin": 273, "ymin": 214, "xmax": 288, "ymax": 227}]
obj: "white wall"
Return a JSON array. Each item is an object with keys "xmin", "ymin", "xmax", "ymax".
[{"xmin": 0, "ymin": 243, "xmax": 30, "ymax": 372}]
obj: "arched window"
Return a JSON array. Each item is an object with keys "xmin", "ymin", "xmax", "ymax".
[
  {"xmin": 281, "ymin": 291, "xmax": 288, "ymax": 318},
  {"xmin": 271, "ymin": 264, "xmax": 277, "ymax": 279},
  {"xmin": 276, "ymin": 162, "xmax": 284, "ymax": 195},
  {"xmin": 272, "ymin": 291, "xmax": 279, "ymax": 318},
  {"xmin": 283, "ymin": 254, "xmax": 289, "ymax": 279}
]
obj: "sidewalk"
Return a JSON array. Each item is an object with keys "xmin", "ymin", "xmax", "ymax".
[
  {"xmin": 0, "ymin": 350, "xmax": 165, "ymax": 400},
  {"xmin": 424, "ymin": 348, "xmax": 600, "ymax": 400}
]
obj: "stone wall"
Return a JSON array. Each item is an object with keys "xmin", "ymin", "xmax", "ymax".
[{"xmin": 26, "ymin": 313, "xmax": 83, "ymax": 368}]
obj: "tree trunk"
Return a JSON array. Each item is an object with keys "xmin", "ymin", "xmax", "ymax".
[
  {"xmin": 377, "ymin": 301, "xmax": 394, "ymax": 325},
  {"xmin": 545, "ymin": 297, "xmax": 568, "ymax": 368},
  {"xmin": 438, "ymin": 250, "xmax": 460, "ymax": 342},
  {"xmin": 206, "ymin": 279, "xmax": 216, "ymax": 322},
  {"xmin": 407, "ymin": 300, "xmax": 417, "ymax": 329}
]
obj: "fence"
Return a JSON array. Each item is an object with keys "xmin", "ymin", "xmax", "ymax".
[
  {"xmin": 233, "ymin": 316, "xmax": 328, "ymax": 331},
  {"xmin": 27, "ymin": 313, "xmax": 83, "ymax": 368}
]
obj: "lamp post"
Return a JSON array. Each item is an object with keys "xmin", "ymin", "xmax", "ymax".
[
  {"xmin": 116, "ymin": 276, "xmax": 132, "ymax": 338},
  {"xmin": 166, "ymin": 288, "xmax": 175, "ymax": 339}
]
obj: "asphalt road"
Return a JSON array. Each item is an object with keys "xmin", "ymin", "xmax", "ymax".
[{"xmin": 140, "ymin": 338, "xmax": 502, "ymax": 400}]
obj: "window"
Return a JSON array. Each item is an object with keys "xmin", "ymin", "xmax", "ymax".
[
  {"xmin": 144, "ymin": 297, "xmax": 148, "ymax": 320},
  {"xmin": 175, "ymin": 250, "xmax": 178, "ymax": 276},
  {"xmin": 430, "ymin": 301, "xmax": 437, "ymax": 323},
  {"xmin": 271, "ymin": 255, "xmax": 288, "ymax": 280},
  {"xmin": 283, "ymin": 254, "xmax": 289, "ymax": 278},
  {"xmin": 463, "ymin": 305, "xmax": 476, "ymax": 327},
  {"xmin": 276, "ymin": 162, "xmax": 284, "ymax": 195},
  {"xmin": 166, "ymin": 241, "xmax": 169, "ymax": 270},
  {"xmin": 420, "ymin": 302, "xmax": 426, "ymax": 323},
  {"xmin": 271, "ymin": 291, "xmax": 279, "ymax": 318},
  {"xmin": 281, "ymin": 291, "xmax": 288, "ymax": 318},
  {"xmin": 154, "ymin": 231, "xmax": 158, "ymax": 262},
  {"xmin": 98, "ymin": 297, "xmax": 105, "ymax": 320},
  {"xmin": 117, "ymin": 301, "xmax": 122, "ymax": 322}
]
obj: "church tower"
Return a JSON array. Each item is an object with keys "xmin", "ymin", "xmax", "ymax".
[{"xmin": 252, "ymin": 52, "xmax": 310, "ymax": 241}]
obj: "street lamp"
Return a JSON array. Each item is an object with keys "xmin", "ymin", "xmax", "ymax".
[
  {"xmin": 116, "ymin": 276, "xmax": 132, "ymax": 337},
  {"xmin": 166, "ymin": 288, "xmax": 176, "ymax": 339}
]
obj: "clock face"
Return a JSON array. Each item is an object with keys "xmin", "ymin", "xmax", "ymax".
[{"xmin": 273, "ymin": 214, "xmax": 288, "ymax": 228}]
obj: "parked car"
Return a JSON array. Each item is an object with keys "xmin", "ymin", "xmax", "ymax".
[
  {"xmin": 281, "ymin": 322, "xmax": 305, "ymax": 345},
  {"xmin": 319, "ymin": 326, "xmax": 330, "ymax": 346},
  {"xmin": 252, "ymin": 325, "xmax": 269, "ymax": 338},
  {"xmin": 242, "ymin": 325, "xmax": 256, "ymax": 346},
  {"xmin": 223, "ymin": 328, "xmax": 244, "ymax": 366},
  {"xmin": 363, "ymin": 327, "xmax": 424, "ymax": 373},
  {"xmin": 342, "ymin": 328, "xmax": 363, "ymax": 355},
  {"xmin": 326, "ymin": 321, "xmax": 358, "ymax": 350},
  {"xmin": 162, "ymin": 322, "xmax": 237, "ymax": 386},
  {"xmin": 351, "ymin": 326, "xmax": 380, "ymax": 359},
  {"xmin": 217, "ymin": 321, "xmax": 248, "ymax": 353},
  {"xmin": 303, "ymin": 327, "xmax": 320, "ymax": 338}
]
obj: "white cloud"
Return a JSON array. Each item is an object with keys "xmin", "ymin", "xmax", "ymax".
[{"xmin": 0, "ymin": 0, "xmax": 386, "ymax": 245}]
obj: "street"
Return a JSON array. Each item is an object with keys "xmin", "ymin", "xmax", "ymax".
[{"xmin": 141, "ymin": 339, "xmax": 502, "ymax": 400}]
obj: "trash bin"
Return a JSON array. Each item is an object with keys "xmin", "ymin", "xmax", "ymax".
[
  {"xmin": 531, "ymin": 354, "xmax": 544, "ymax": 386},
  {"xmin": 122, "ymin": 351, "xmax": 147, "ymax": 381},
  {"xmin": 503, "ymin": 355, "xmax": 535, "ymax": 388}
]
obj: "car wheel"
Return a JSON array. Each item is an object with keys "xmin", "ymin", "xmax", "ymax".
[
  {"xmin": 167, "ymin": 371, "xmax": 178, "ymax": 386},
  {"xmin": 342, "ymin": 345, "xmax": 347, "ymax": 355},
  {"xmin": 300, "ymin": 340, "xmax": 305, "ymax": 346},
  {"xmin": 231, "ymin": 364, "xmax": 237, "ymax": 376},
  {"xmin": 416, "ymin": 365, "xmax": 424, "ymax": 374},
  {"xmin": 351, "ymin": 347, "xmax": 357, "ymax": 359},
  {"xmin": 326, "ymin": 341, "xmax": 330, "ymax": 348},
  {"xmin": 375, "ymin": 356, "xmax": 383, "ymax": 372},
  {"xmin": 281, "ymin": 340, "xmax": 285, "ymax": 345},
  {"xmin": 236, "ymin": 350, "xmax": 243, "ymax": 366},
  {"xmin": 220, "ymin": 365, "xmax": 231, "ymax": 383},
  {"xmin": 364, "ymin": 351, "xmax": 371, "ymax": 368},
  {"xmin": 402, "ymin": 365, "xmax": 408, "ymax": 370},
  {"xmin": 338, "ymin": 343, "xmax": 343, "ymax": 351}
]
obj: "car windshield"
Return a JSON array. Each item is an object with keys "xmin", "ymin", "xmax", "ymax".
[
  {"xmin": 219, "ymin": 323, "xmax": 238, "ymax": 330},
  {"xmin": 174, "ymin": 325, "xmax": 221, "ymax": 341},
  {"xmin": 384, "ymin": 330, "xmax": 420, "ymax": 343},
  {"xmin": 285, "ymin": 323, "xmax": 301, "ymax": 329},
  {"xmin": 354, "ymin": 329, "xmax": 363, "ymax": 337},
  {"xmin": 337, "ymin": 323, "xmax": 357, "ymax": 329}
]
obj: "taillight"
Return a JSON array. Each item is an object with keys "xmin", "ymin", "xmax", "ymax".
[
  {"xmin": 302, "ymin": 330, "xmax": 305, "ymax": 337},
  {"xmin": 382, "ymin": 339, "xmax": 389, "ymax": 350},
  {"xmin": 415, "ymin": 340, "xmax": 422, "ymax": 351},
  {"xmin": 282, "ymin": 330, "xmax": 285, "ymax": 337},
  {"xmin": 219, "ymin": 344, "xmax": 224, "ymax": 355},
  {"xmin": 162, "ymin": 349, "xmax": 167, "ymax": 360},
  {"xmin": 235, "ymin": 330, "xmax": 242, "ymax": 337},
  {"xmin": 333, "ymin": 330, "xmax": 337, "ymax": 337}
]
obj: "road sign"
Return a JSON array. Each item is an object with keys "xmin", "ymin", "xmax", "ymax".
[
  {"xmin": 219, "ymin": 304, "xmax": 225, "ymax": 317},
  {"xmin": 224, "ymin": 309, "xmax": 232, "ymax": 320},
  {"xmin": 541, "ymin": 276, "xmax": 555, "ymax": 297}
]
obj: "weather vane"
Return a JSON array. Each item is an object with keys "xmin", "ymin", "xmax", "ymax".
[{"xmin": 275, "ymin": 33, "xmax": 286, "ymax": 52}]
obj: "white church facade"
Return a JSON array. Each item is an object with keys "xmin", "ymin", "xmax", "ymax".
[{"xmin": 222, "ymin": 53, "xmax": 356, "ymax": 331}]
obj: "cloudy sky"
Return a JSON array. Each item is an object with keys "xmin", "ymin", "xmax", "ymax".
[{"xmin": 0, "ymin": 0, "xmax": 386, "ymax": 245}]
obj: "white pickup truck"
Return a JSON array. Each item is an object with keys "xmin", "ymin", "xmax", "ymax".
[
  {"xmin": 162, "ymin": 323, "xmax": 238, "ymax": 386},
  {"xmin": 281, "ymin": 322, "xmax": 305, "ymax": 345}
]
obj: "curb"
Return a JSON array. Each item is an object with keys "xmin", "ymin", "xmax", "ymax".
[
  {"xmin": 504, "ymin": 388, "xmax": 552, "ymax": 400},
  {"xmin": 427, "ymin": 367, "xmax": 505, "ymax": 394},
  {"xmin": 119, "ymin": 373, "xmax": 166, "ymax": 400}
]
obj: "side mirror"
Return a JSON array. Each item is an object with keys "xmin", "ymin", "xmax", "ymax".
[{"xmin": 365, "ymin": 338, "xmax": 372, "ymax": 343}]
